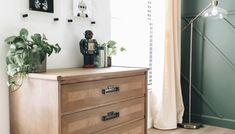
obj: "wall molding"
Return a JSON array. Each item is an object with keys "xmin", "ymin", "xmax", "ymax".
[
  {"xmin": 181, "ymin": 73, "xmax": 224, "ymax": 119},
  {"xmin": 182, "ymin": 18, "xmax": 235, "ymax": 72},
  {"xmin": 191, "ymin": 114, "xmax": 235, "ymax": 129},
  {"xmin": 224, "ymin": 18, "xmax": 235, "ymax": 29}
]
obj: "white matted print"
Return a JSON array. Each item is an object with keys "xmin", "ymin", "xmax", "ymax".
[{"xmin": 73, "ymin": 0, "xmax": 92, "ymax": 18}]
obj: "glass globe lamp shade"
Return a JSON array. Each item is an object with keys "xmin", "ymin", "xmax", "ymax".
[{"xmin": 202, "ymin": 5, "xmax": 228, "ymax": 19}]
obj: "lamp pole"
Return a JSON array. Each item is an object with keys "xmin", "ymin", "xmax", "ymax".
[
  {"xmin": 181, "ymin": 0, "xmax": 229, "ymax": 129},
  {"xmin": 180, "ymin": 0, "xmax": 214, "ymax": 130},
  {"xmin": 189, "ymin": 22, "xmax": 193, "ymax": 124}
]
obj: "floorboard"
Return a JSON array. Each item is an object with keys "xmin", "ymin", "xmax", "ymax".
[{"xmin": 148, "ymin": 125, "xmax": 235, "ymax": 134}]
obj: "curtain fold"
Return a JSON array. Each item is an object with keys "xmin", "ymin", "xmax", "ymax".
[{"xmin": 151, "ymin": 0, "xmax": 184, "ymax": 130}]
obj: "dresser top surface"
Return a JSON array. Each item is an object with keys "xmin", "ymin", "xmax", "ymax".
[{"xmin": 28, "ymin": 66, "xmax": 148, "ymax": 81}]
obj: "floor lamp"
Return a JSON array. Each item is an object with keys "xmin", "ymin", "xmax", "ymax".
[{"xmin": 181, "ymin": 0, "xmax": 227, "ymax": 129}]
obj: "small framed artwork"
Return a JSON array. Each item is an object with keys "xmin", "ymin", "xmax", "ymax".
[
  {"xmin": 73, "ymin": 0, "xmax": 92, "ymax": 18},
  {"xmin": 29, "ymin": 0, "xmax": 54, "ymax": 13}
]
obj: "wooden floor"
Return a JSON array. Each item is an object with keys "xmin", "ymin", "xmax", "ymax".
[{"xmin": 148, "ymin": 125, "xmax": 235, "ymax": 134}]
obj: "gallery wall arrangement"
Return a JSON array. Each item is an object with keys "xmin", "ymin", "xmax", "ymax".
[{"xmin": 25, "ymin": 0, "xmax": 95, "ymax": 23}]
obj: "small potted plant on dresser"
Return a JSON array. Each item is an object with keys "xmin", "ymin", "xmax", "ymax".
[
  {"xmin": 4, "ymin": 28, "xmax": 61, "ymax": 91},
  {"xmin": 106, "ymin": 40, "xmax": 126, "ymax": 67}
]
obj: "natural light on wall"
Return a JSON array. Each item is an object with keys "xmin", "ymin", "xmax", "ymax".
[
  {"xmin": 110, "ymin": 0, "xmax": 166, "ymax": 69},
  {"xmin": 110, "ymin": 0, "xmax": 149, "ymax": 67}
]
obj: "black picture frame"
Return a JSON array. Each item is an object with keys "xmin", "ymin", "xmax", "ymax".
[{"xmin": 29, "ymin": 0, "xmax": 54, "ymax": 13}]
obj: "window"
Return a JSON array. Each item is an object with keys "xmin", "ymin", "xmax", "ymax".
[
  {"xmin": 110, "ymin": 1, "xmax": 166, "ymax": 128},
  {"xmin": 110, "ymin": 0, "xmax": 150, "ymax": 69},
  {"xmin": 110, "ymin": 0, "xmax": 166, "ymax": 90}
]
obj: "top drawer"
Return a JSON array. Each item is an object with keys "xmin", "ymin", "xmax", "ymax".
[{"xmin": 61, "ymin": 75, "xmax": 146, "ymax": 114}]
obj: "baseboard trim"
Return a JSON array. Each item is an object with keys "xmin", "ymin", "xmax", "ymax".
[{"xmin": 190, "ymin": 114, "xmax": 235, "ymax": 130}]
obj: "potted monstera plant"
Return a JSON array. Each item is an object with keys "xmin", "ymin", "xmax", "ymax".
[
  {"xmin": 5, "ymin": 28, "xmax": 61, "ymax": 91},
  {"xmin": 106, "ymin": 40, "xmax": 126, "ymax": 67}
]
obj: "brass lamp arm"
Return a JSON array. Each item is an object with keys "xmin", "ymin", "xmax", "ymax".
[{"xmin": 182, "ymin": 3, "xmax": 212, "ymax": 32}]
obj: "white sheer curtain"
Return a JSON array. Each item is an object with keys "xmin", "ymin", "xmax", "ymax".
[{"xmin": 151, "ymin": 0, "xmax": 185, "ymax": 130}]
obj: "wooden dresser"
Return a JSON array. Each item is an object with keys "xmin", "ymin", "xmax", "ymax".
[{"xmin": 10, "ymin": 67, "xmax": 148, "ymax": 134}]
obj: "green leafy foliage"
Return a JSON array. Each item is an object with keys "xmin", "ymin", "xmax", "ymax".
[
  {"xmin": 106, "ymin": 40, "xmax": 126, "ymax": 57},
  {"xmin": 5, "ymin": 28, "xmax": 61, "ymax": 91}
]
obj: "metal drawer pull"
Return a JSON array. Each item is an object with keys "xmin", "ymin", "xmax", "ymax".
[
  {"xmin": 102, "ymin": 111, "xmax": 120, "ymax": 121},
  {"xmin": 102, "ymin": 86, "xmax": 120, "ymax": 94}
]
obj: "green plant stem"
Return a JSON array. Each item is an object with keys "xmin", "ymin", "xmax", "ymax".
[{"xmin": 9, "ymin": 76, "xmax": 24, "ymax": 93}]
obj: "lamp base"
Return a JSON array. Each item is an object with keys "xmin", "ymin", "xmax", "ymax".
[{"xmin": 179, "ymin": 123, "xmax": 202, "ymax": 129}]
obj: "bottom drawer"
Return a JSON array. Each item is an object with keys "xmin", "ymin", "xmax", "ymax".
[
  {"xmin": 61, "ymin": 98, "xmax": 145, "ymax": 134},
  {"xmin": 98, "ymin": 119, "xmax": 145, "ymax": 134}
]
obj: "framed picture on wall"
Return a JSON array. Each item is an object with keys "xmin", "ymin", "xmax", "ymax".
[
  {"xmin": 73, "ymin": 0, "xmax": 92, "ymax": 18},
  {"xmin": 29, "ymin": 0, "xmax": 54, "ymax": 13}
]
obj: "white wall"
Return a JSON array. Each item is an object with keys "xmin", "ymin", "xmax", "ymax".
[{"xmin": 0, "ymin": 0, "xmax": 110, "ymax": 133}]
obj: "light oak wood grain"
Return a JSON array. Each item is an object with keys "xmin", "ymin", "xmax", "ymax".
[
  {"xmin": 99, "ymin": 119, "xmax": 145, "ymax": 134},
  {"xmin": 28, "ymin": 67, "xmax": 148, "ymax": 83},
  {"xmin": 61, "ymin": 75, "xmax": 146, "ymax": 114},
  {"xmin": 10, "ymin": 78, "xmax": 59, "ymax": 134},
  {"xmin": 144, "ymin": 71, "xmax": 148, "ymax": 134},
  {"xmin": 10, "ymin": 67, "xmax": 148, "ymax": 134},
  {"xmin": 61, "ymin": 97, "xmax": 145, "ymax": 134}
]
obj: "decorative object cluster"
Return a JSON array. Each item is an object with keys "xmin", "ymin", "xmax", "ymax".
[
  {"xmin": 79, "ymin": 30, "xmax": 126, "ymax": 68},
  {"xmin": 29, "ymin": 0, "xmax": 54, "ymax": 13},
  {"xmin": 95, "ymin": 40, "xmax": 126, "ymax": 67},
  {"xmin": 5, "ymin": 28, "xmax": 61, "ymax": 91}
]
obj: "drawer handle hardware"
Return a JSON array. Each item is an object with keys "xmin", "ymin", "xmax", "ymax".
[
  {"xmin": 102, "ymin": 86, "xmax": 120, "ymax": 95},
  {"xmin": 102, "ymin": 111, "xmax": 120, "ymax": 121}
]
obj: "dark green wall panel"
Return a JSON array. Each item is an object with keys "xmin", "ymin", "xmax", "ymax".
[{"xmin": 181, "ymin": 0, "xmax": 235, "ymax": 129}]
